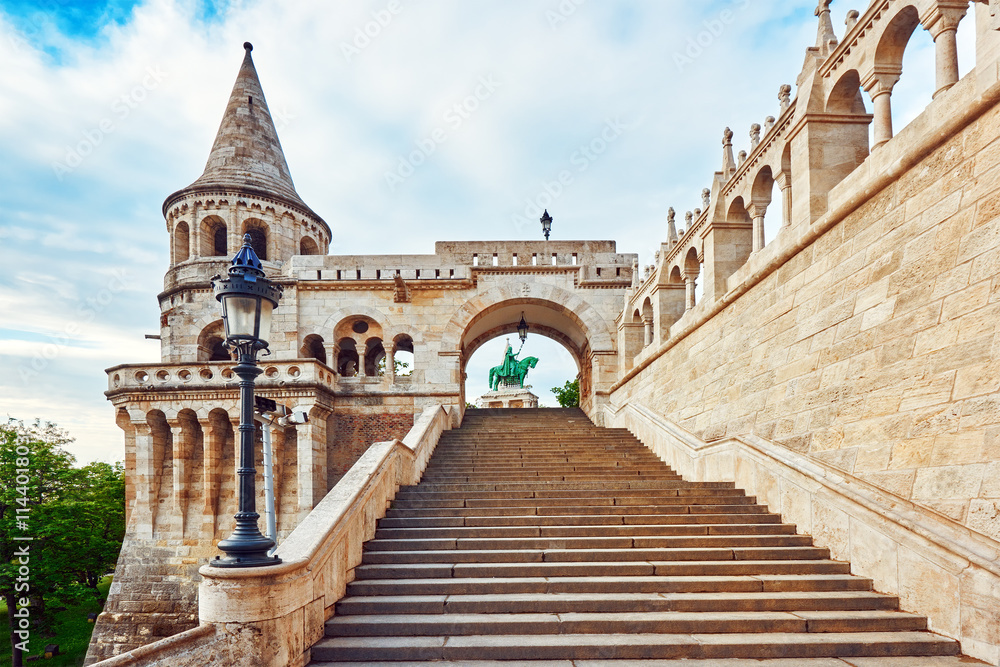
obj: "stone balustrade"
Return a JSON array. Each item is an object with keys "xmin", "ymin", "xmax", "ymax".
[{"xmin": 107, "ymin": 359, "xmax": 337, "ymax": 395}]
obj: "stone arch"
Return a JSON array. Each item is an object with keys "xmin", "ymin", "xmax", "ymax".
[
  {"xmin": 669, "ymin": 265, "xmax": 683, "ymax": 284},
  {"xmin": 392, "ymin": 333, "xmax": 415, "ymax": 376},
  {"xmin": 242, "ymin": 217, "xmax": 269, "ymax": 261},
  {"xmin": 727, "ymin": 196, "xmax": 752, "ymax": 223},
  {"xmin": 826, "ymin": 69, "xmax": 867, "ymax": 114},
  {"xmin": 197, "ymin": 320, "xmax": 230, "ymax": 362},
  {"xmin": 146, "ymin": 409, "xmax": 172, "ymax": 534},
  {"xmin": 299, "ymin": 236, "xmax": 320, "ymax": 255},
  {"xmin": 175, "ymin": 408, "xmax": 203, "ymax": 539},
  {"xmin": 874, "ymin": 5, "xmax": 921, "ymax": 74},
  {"xmin": 322, "ymin": 307, "xmax": 392, "ymax": 342},
  {"xmin": 684, "ymin": 247, "xmax": 700, "ymax": 278},
  {"xmin": 173, "ymin": 221, "xmax": 190, "ymax": 264},
  {"xmin": 200, "ymin": 215, "xmax": 228, "ymax": 257},
  {"xmin": 365, "ymin": 336, "xmax": 386, "ymax": 376},
  {"xmin": 300, "ymin": 333, "xmax": 326, "ymax": 365},
  {"xmin": 442, "ymin": 283, "xmax": 615, "ymax": 357}
]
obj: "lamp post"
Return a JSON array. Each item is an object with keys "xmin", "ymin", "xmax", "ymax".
[
  {"xmin": 517, "ymin": 312, "xmax": 529, "ymax": 344},
  {"xmin": 540, "ymin": 209, "xmax": 552, "ymax": 241},
  {"xmin": 210, "ymin": 234, "xmax": 283, "ymax": 568}
]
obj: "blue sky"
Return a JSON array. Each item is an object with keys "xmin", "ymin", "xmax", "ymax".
[{"xmin": 0, "ymin": 0, "xmax": 974, "ymax": 463}]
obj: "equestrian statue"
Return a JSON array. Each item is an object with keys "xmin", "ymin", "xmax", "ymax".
[{"xmin": 488, "ymin": 339, "xmax": 538, "ymax": 391}]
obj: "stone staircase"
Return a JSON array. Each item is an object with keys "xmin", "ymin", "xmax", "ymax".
[{"xmin": 310, "ymin": 408, "xmax": 962, "ymax": 664}]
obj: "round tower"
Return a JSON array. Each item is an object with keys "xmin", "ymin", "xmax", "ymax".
[{"xmin": 159, "ymin": 43, "xmax": 329, "ymax": 363}]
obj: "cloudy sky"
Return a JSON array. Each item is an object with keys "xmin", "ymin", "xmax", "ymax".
[{"xmin": 0, "ymin": 0, "xmax": 974, "ymax": 464}]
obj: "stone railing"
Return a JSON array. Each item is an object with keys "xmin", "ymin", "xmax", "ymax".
[
  {"xmin": 90, "ymin": 404, "xmax": 454, "ymax": 667},
  {"xmin": 107, "ymin": 359, "xmax": 337, "ymax": 395},
  {"xmin": 601, "ymin": 401, "xmax": 1000, "ymax": 665}
]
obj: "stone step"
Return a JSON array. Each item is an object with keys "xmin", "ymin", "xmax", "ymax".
[
  {"xmin": 345, "ymin": 574, "xmax": 873, "ymax": 596},
  {"xmin": 334, "ymin": 591, "xmax": 900, "ymax": 615},
  {"xmin": 313, "ymin": 659, "xmax": 983, "ymax": 667},
  {"xmin": 385, "ymin": 504, "xmax": 770, "ymax": 517},
  {"xmin": 408, "ymin": 481, "xmax": 736, "ymax": 492},
  {"xmin": 353, "ymin": 559, "xmax": 854, "ymax": 580},
  {"xmin": 378, "ymin": 513, "xmax": 783, "ymax": 528},
  {"xmin": 362, "ymin": 534, "xmax": 814, "ymax": 552},
  {"xmin": 325, "ymin": 610, "xmax": 928, "ymax": 637},
  {"xmin": 310, "ymin": 632, "xmax": 958, "ymax": 662},
  {"xmin": 373, "ymin": 523, "xmax": 796, "ymax": 539},
  {"xmin": 360, "ymin": 545, "xmax": 831, "ymax": 564},
  {"xmin": 391, "ymin": 496, "xmax": 758, "ymax": 509},
  {"xmin": 395, "ymin": 488, "xmax": 746, "ymax": 499}
]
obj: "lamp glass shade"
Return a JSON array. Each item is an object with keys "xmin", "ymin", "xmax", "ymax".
[
  {"xmin": 257, "ymin": 298, "xmax": 274, "ymax": 342},
  {"xmin": 223, "ymin": 295, "xmax": 261, "ymax": 339}
]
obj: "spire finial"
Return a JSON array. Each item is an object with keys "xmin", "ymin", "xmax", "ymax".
[{"xmin": 244, "ymin": 42, "xmax": 253, "ymax": 52}]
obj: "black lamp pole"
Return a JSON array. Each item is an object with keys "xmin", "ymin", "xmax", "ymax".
[
  {"xmin": 210, "ymin": 234, "xmax": 283, "ymax": 568},
  {"xmin": 540, "ymin": 210, "xmax": 552, "ymax": 241}
]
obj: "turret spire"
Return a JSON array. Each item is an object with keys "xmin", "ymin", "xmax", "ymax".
[{"xmin": 165, "ymin": 42, "xmax": 315, "ymax": 215}]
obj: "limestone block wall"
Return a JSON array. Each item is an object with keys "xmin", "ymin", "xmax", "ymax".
[{"xmin": 610, "ymin": 67, "xmax": 1000, "ymax": 541}]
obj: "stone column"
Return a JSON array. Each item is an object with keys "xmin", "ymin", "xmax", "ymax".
[
  {"xmin": 358, "ymin": 344, "xmax": 368, "ymax": 377},
  {"xmin": 747, "ymin": 203, "xmax": 768, "ymax": 253},
  {"xmin": 190, "ymin": 202, "xmax": 201, "ymax": 259},
  {"xmin": 201, "ymin": 416, "xmax": 224, "ymax": 537},
  {"xmin": 132, "ymin": 421, "xmax": 155, "ymax": 539},
  {"xmin": 324, "ymin": 343, "xmax": 336, "ymax": 371},
  {"xmin": 775, "ymin": 171, "xmax": 792, "ymax": 229},
  {"xmin": 684, "ymin": 273, "xmax": 697, "ymax": 311},
  {"xmin": 643, "ymin": 316, "xmax": 654, "ymax": 347},
  {"xmin": 925, "ymin": 5, "xmax": 967, "ymax": 97},
  {"xmin": 169, "ymin": 421, "xmax": 189, "ymax": 537},
  {"xmin": 863, "ymin": 69, "xmax": 901, "ymax": 148},
  {"xmin": 296, "ymin": 406, "xmax": 330, "ymax": 515},
  {"xmin": 386, "ymin": 344, "xmax": 396, "ymax": 381}
]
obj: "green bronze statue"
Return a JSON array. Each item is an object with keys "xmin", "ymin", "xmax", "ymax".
[{"xmin": 488, "ymin": 338, "xmax": 538, "ymax": 391}]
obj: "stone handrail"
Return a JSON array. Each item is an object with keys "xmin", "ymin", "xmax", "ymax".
[
  {"xmin": 91, "ymin": 404, "xmax": 454, "ymax": 667},
  {"xmin": 601, "ymin": 401, "xmax": 1000, "ymax": 665},
  {"xmin": 106, "ymin": 359, "xmax": 337, "ymax": 394}
]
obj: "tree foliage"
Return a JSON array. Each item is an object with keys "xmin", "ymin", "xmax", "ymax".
[
  {"xmin": 550, "ymin": 379, "xmax": 580, "ymax": 408},
  {"xmin": 1, "ymin": 419, "xmax": 125, "ymax": 663}
]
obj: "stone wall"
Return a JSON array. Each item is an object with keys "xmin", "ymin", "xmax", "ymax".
[
  {"xmin": 610, "ymin": 70, "xmax": 1000, "ymax": 542},
  {"xmin": 330, "ymin": 410, "xmax": 415, "ymax": 484}
]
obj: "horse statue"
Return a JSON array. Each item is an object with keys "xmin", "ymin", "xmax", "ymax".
[{"xmin": 489, "ymin": 355, "xmax": 538, "ymax": 391}]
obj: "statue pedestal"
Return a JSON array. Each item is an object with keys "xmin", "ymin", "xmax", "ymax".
[{"xmin": 476, "ymin": 386, "xmax": 539, "ymax": 409}]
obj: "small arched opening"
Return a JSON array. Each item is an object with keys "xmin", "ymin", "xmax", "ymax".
[
  {"xmin": 197, "ymin": 321, "xmax": 231, "ymax": 362},
  {"xmin": 173, "ymin": 221, "xmax": 190, "ymax": 264},
  {"xmin": 200, "ymin": 216, "xmax": 228, "ymax": 257},
  {"xmin": 337, "ymin": 338, "xmax": 359, "ymax": 377},
  {"xmin": 300, "ymin": 237, "xmax": 320, "ymax": 255},
  {"xmin": 300, "ymin": 334, "xmax": 327, "ymax": 365},
  {"xmin": 242, "ymin": 219, "xmax": 269, "ymax": 261}
]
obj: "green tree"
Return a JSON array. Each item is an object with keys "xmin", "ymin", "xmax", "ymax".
[
  {"xmin": 1, "ymin": 420, "xmax": 126, "ymax": 666},
  {"xmin": 550, "ymin": 379, "xmax": 580, "ymax": 408}
]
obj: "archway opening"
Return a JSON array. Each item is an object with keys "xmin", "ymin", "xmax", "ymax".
[{"xmin": 457, "ymin": 299, "xmax": 600, "ymax": 410}]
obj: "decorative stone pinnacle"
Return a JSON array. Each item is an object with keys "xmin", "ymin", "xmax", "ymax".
[
  {"xmin": 845, "ymin": 10, "xmax": 859, "ymax": 32},
  {"xmin": 667, "ymin": 207, "xmax": 678, "ymax": 245},
  {"xmin": 814, "ymin": 0, "xmax": 838, "ymax": 54},
  {"xmin": 685, "ymin": 211, "xmax": 693, "ymax": 226},
  {"xmin": 738, "ymin": 150, "xmax": 747, "ymax": 166},
  {"xmin": 765, "ymin": 116, "xmax": 776, "ymax": 132},
  {"xmin": 779, "ymin": 84, "xmax": 792, "ymax": 112},
  {"xmin": 702, "ymin": 188, "xmax": 711, "ymax": 208},
  {"xmin": 693, "ymin": 208, "xmax": 701, "ymax": 218},
  {"xmin": 750, "ymin": 123, "xmax": 761, "ymax": 149},
  {"xmin": 722, "ymin": 127, "xmax": 736, "ymax": 175}
]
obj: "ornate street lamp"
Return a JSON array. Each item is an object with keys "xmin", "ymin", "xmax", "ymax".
[
  {"xmin": 516, "ymin": 312, "xmax": 529, "ymax": 344},
  {"xmin": 540, "ymin": 209, "xmax": 552, "ymax": 241},
  {"xmin": 210, "ymin": 234, "xmax": 283, "ymax": 568}
]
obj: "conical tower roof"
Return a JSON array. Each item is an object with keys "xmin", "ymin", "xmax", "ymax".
[{"xmin": 164, "ymin": 43, "xmax": 319, "ymax": 218}]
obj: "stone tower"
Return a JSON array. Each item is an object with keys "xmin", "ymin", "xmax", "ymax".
[{"xmin": 159, "ymin": 42, "xmax": 330, "ymax": 363}]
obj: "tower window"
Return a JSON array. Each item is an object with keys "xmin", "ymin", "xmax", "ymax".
[
  {"xmin": 213, "ymin": 227, "xmax": 228, "ymax": 256},
  {"xmin": 246, "ymin": 227, "xmax": 267, "ymax": 260}
]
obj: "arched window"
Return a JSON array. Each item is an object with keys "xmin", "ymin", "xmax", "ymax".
[
  {"xmin": 246, "ymin": 227, "xmax": 267, "ymax": 260},
  {"xmin": 214, "ymin": 227, "xmax": 228, "ymax": 256},
  {"xmin": 300, "ymin": 334, "xmax": 327, "ymax": 365},
  {"xmin": 300, "ymin": 237, "xmax": 319, "ymax": 255},
  {"xmin": 173, "ymin": 221, "xmax": 190, "ymax": 263}
]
